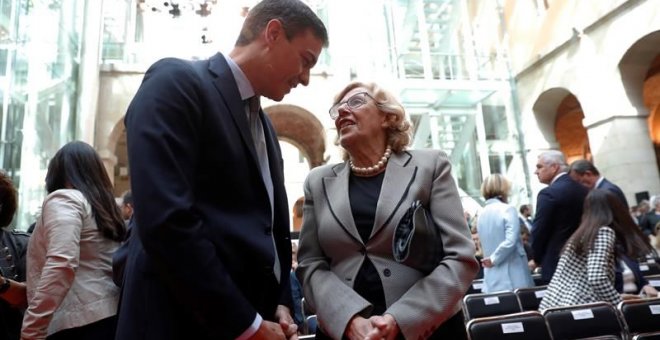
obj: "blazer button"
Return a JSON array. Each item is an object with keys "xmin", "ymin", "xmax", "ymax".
[
  {"xmin": 264, "ymin": 227, "xmax": 272, "ymax": 235},
  {"xmin": 383, "ymin": 269, "xmax": 391, "ymax": 277}
]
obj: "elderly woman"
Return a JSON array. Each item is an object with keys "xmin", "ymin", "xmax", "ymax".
[
  {"xmin": 296, "ymin": 81, "xmax": 479, "ymax": 340},
  {"xmin": 22, "ymin": 141, "xmax": 126, "ymax": 340},
  {"xmin": 476, "ymin": 174, "xmax": 534, "ymax": 293}
]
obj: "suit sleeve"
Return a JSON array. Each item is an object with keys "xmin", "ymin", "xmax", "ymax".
[
  {"xmin": 490, "ymin": 206, "xmax": 521, "ymax": 266},
  {"xmin": 531, "ymin": 189, "xmax": 555, "ymax": 264},
  {"xmin": 587, "ymin": 227, "xmax": 622, "ymax": 305},
  {"xmin": 296, "ymin": 172, "xmax": 373, "ymax": 340},
  {"xmin": 386, "ymin": 152, "xmax": 480, "ymax": 339},
  {"xmin": 125, "ymin": 59, "xmax": 258, "ymax": 338}
]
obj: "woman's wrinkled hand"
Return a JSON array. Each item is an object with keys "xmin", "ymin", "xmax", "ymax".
[{"xmin": 365, "ymin": 314, "xmax": 399, "ymax": 340}]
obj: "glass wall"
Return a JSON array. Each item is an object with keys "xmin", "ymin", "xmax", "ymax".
[{"xmin": 0, "ymin": 0, "xmax": 85, "ymax": 230}]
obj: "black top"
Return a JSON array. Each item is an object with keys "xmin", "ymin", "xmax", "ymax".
[{"xmin": 349, "ymin": 172, "xmax": 386, "ymax": 315}]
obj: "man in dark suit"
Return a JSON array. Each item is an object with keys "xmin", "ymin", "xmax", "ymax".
[
  {"xmin": 114, "ymin": 1, "xmax": 328, "ymax": 339},
  {"xmin": 568, "ymin": 159, "xmax": 629, "ymax": 209},
  {"xmin": 531, "ymin": 150, "xmax": 589, "ymax": 284}
]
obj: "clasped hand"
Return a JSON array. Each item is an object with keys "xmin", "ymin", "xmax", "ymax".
[
  {"xmin": 250, "ymin": 305, "xmax": 298, "ymax": 340},
  {"xmin": 346, "ymin": 314, "xmax": 399, "ymax": 340}
]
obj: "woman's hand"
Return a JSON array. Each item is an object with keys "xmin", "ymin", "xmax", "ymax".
[
  {"xmin": 641, "ymin": 284, "xmax": 659, "ymax": 298},
  {"xmin": 274, "ymin": 305, "xmax": 298, "ymax": 340},
  {"xmin": 481, "ymin": 257, "xmax": 493, "ymax": 268},
  {"xmin": 365, "ymin": 314, "xmax": 400, "ymax": 340},
  {"xmin": 344, "ymin": 315, "xmax": 376, "ymax": 340},
  {"xmin": 620, "ymin": 293, "xmax": 640, "ymax": 301}
]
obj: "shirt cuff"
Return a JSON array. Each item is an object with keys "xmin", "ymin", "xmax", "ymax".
[{"xmin": 235, "ymin": 314, "xmax": 262, "ymax": 340}]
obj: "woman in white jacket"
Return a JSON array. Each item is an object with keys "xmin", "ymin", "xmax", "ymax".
[{"xmin": 22, "ymin": 141, "xmax": 126, "ymax": 340}]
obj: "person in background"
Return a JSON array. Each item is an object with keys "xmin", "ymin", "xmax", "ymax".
[
  {"xmin": 568, "ymin": 159, "xmax": 629, "ymax": 209},
  {"xmin": 22, "ymin": 141, "xmax": 126, "ymax": 339},
  {"xmin": 0, "ymin": 171, "xmax": 29, "ymax": 340},
  {"xmin": 531, "ymin": 150, "xmax": 589, "ymax": 284},
  {"xmin": 289, "ymin": 241, "xmax": 304, "ymax": 331},
  {"xmin": 114, "ymin": 1, "xmax": 329, "ymax": 339},
  {"xmin": 119, "ymin": 190, "xmax": 133, "ymax": 224},
  {"xmin": 297, "ymin": 81, "xmax": 478, "ymax": 340},
  {"xmin": 477, "ymin": 174, "xmax": 534, "ymax": 293},
  {"xmin": 639, "ymin": 196, "xmax": 660, "ymax": 237},
  {"xmin": 540, "ymin": 189, "xmax": 653, "ymax": 310},
  {"xmin": 519, "ymin": 204, "xmax": 533, "ymax": 232},
  {"xmin": 471, "ymin": 226, "xmax": 484, "ymax": 280}
]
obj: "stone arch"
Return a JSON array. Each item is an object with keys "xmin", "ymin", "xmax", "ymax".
[
  {"xmin": 264, "ymin": 104, "xmax": 326, "ymax": 168},
  {"xmin": 533, "ymin": 88, "xmax": 590, "ymax": 163},
  {"xmin": 621, "ymin": 31, "xmax": 660, "ymax": 171},
  {"xmin": 107, "ymin": 118, "xmax": 129, "ymax": 196}
]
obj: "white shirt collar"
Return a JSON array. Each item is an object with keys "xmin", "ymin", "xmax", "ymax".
[{"xmin": 224, "ymin": 54, "xmax": 255, "ymax": 101}]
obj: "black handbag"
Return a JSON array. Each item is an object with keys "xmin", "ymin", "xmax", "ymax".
[{"xmin": 392, "ymin": 200, "xmax": 444, "ymax": 273}]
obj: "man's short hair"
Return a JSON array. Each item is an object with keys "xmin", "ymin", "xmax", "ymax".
[
  {"xmin": 122, "ymin": 190, "xmax": 133, "ymax": 206},
  {"xmin": 235, "ymin": 0, "xmax": 329, "ymax": 48},
  {"xmin": 569, "ymin": 159, "xmax": 600, "ymax": 176},
  {"xmin": 539, "ymin": 150, "xmax": 568, "ymax": 172}
]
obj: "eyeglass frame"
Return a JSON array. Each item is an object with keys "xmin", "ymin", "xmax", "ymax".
[{"xmin": 328, "ymin": 92, "xmax": 379, "ymax": 120}]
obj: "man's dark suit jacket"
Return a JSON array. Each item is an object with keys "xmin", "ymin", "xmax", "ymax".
[
  {"xmin": 597, "ymin": 178, "xmax": 629, "ymax": 209},
  {"xmin": 115, "ymin": 53, "xmax": 292, "ymax": 340},
  {"xmin": 532, "ymin": 174, "xmax": 589, "ymax": 283}
]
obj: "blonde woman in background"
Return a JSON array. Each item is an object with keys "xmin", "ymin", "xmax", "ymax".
[{"xmin": 477, "ymin": 174, "xmax": 534, "ymax": 293}]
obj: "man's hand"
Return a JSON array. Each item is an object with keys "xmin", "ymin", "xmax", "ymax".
[
  {"xmin": 365, "ymin": 314, "xmax": 399, "ymax": 340},
  {"xmin": 275, "ymin": 305, "xmax": 298, "ymax": 340},
  {"xmin": 250, "ymin": 320, "xmax": 286, "ymax": 340},
  {"xmin": 344, "ymin": 315, "xmax": 376, "ymax": 340}
]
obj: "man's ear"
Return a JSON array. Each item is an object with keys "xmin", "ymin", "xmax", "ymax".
[{"xmin": 264, "ymin": 19, "xmax": 284, "ymax": 45}]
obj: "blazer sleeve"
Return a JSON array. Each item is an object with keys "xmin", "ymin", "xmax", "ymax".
[
  {"xmin": 22, "ymin": 191, "xmax": 84, "ymax": 340},
  {"xmin": 296, "ymin": 172, "xmax": 373, "ymax": 340},
  {"xmin": 587, "ymin": 227, "xmax": 622, "ymax": 306},
  {"xmin": 386, "ymin": 152, "xmax": 479, "ymax": 339},
  {"xmin": 124, "ymin": 59, "xmax": 259, "ymax": 337},
  {"xmin": 531, "ymin": 188, "xmax": 555, "ymax": 264},
  {"xmin": 490, "ymin": 205, "xmax": 521, "ymax": 266}
]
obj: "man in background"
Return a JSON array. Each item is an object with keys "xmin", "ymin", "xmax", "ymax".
[
  {"xmin": 531, "ymin": 150, "xmax": 588, "ymax": 284},
  {"xmin": 569, "ymin": 159, "xmax": 629, "ymax": 208}
]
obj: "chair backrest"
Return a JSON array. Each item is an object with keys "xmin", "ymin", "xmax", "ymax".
[
  {"xmin": 305, "ymin": 315, "xmax": 318, "ymax": 335},
  {"xmin": 514, "ymin": 285, "xmax": 548, "ymax": 311},
  {"xmin": 617, "ymin": 298, "xmax": 660, "ymax": 335},
  {"xmin": 645, "ymin": 275, "xmax": 660, "ymax": 290},
  {"xmin": 632, "ymin": 330, "xmax": 660, "ymax": 339},
  {"xmin": 542, "ymin": 301, "xmax": 626, "ymax": 340},
  {"xmin": 463, "ymin": 291, "xmax": 522, "ymax": 321},
  {"xmin": 466, "ymin": 311, "xmax": 552, "ymax": 340},
  {"xmin": 640, "ymin": 263, "xmax": 660, "ymax": 276},
  {"xmin": 466, "ymin": 279, "xmax": 484, "ymax": 295}
]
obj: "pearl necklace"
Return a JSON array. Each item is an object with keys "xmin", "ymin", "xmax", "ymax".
[{"xmin": 349, "ymin": 145, "xmax": 393, "ymax": 176}]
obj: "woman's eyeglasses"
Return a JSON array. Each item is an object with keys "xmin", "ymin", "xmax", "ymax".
[{"xmin": 328, "ymin": 92, "xmax": 376, "ymax": 120}]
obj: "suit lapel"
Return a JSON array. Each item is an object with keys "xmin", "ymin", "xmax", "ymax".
[
  {"xmin": 371, "ymin": 152, "xmax": 416, "ymax": 238},
  {"xmin": 207, "ymin": 53, "xmax": 260, "ymax": 166},
  {"xmin": 323, "ymin": 163, "xmax": 363, "ymax": 243}
]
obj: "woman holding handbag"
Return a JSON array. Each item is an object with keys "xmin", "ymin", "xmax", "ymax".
[
  {"xmin": 296, "ymin": 81, "xmax": 479, "ymax": 340},
  {"xmin": 22, "ymin": 141, "xmax": 126, "ymax": 340}
]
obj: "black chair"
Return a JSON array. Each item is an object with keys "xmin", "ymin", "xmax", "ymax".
[
  {"xmin": 542, "ymin": 301, "xmax": 627, "ymax": 340},
  {"xmin": 532, "ymin": 273, "xmax": 546, "ymax": 286},
  {"xmin": 466, "ymin": 279, "xmax": 484, "ymax": 295},
  {"xmin": 304, "ymin": 315, "xmax": 317, "ymax": 335},
  {"xmin": 463, "ymin": 291, "xmax": 522, "ymax": 321},
  {"xmin": 617, "ymin": 298, "xmax": 660, "ymax": 336},
  {"xmin": 466, "ymin": 311, "xmax": 552, "ymax": 340},
  {"xmin": 514, "ymin": 285, "xmax": 548, "ymax": 311},
  {"xmin": 633, "ymin": 331, "xmax": 660, "ymax": 339},
  {"xmin": 640, "ymin": 263, "xmax": 660, "ymax": 276}
]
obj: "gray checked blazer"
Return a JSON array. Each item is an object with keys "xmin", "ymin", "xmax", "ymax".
[
  {"xmin": 297, "ymin": 149, "xmax": 479, "ymax": 339},
  {"xmin": 539, "ymin": 226, "xmax": 621, "ymax": 310}
]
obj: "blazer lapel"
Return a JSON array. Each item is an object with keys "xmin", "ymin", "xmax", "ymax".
[
  {"xmin": 207, "ymin": 53, "xmax": 259, "ymax": 165},
  {"xmin": 323, "ymin": 163, "xmax": 363, "ymax": 243},
  {"xmin": 371, "ymin": 152, "xmax": 416, "ymax": 238}
]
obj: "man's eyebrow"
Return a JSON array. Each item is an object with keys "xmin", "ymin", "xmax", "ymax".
[{"xmin": 304, "ymin": 50, "xmax": 318, "ymax": 66}]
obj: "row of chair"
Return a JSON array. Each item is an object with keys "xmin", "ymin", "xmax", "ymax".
[{"xmin": 466, "ymin": 299, "xmax": 660, "ymax": 340}]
